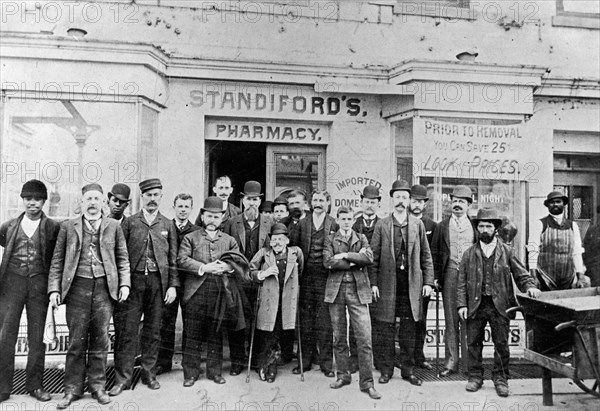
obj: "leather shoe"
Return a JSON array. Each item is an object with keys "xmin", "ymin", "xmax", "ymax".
[
  {"xmin": 156, "ymin": 365, "xmax": 172, "ymax": 375},
  {"xmin": 141, "ymin": 378, "xmax": 160, "ymax": 390},
  {"xmin": 321, "ymin": 369, "xmax": 335, "ymax": 378},
  {"xmin": 362, "ymin": 387, "xmax": 382, "ymax": 400},
  {"xmin": 57, "ymin": 393, "xmax": 81, "ymax": 410},
  {"xmin": 183, "ymin": 378, "xmax": 196, "ymax": 387},
  {"xmin": 108, "ymin": 384, "xmax": 128, "ymax": 397},
  {"xmin": 494, "ymin": 380, "xmax": 509, "ymax": 397},
  {"xmin": 292, "ymin": 365, "xmax": 311, "ymax": 374},
  {"xmin": 329, "ymin": 379, "xmax": 350, "ymax": 389},
  {"xmin": 402, "ymin": 374, "xmax": 423, "ymax": 386},
  {"xmin": 91, "ymin": 390, "xmax": 111, "ymax": 405},
  {"xmin": 229, "ymin": 364, "xmax": 243, "ymax": 376},
  {"xmin": 416, "ymin": 361, "xmax": 433, "ymax": 370},
  {"xmin": 0, "ymin": 393, "xmax": 10, "ymax": 403},
  {"xmin": 29, "ymin": 388, "xmax": 51, "ymax": 402},
  {"xmin": 465, "ymin": 379, "xmax": 483, "ymax": 392},
  {"xmin": 439, "ymin": 368, "xmax": 456, "ymax": 377},
  {"xmin": 378, "ymin": 374, "xmax": 391, "ymax": 384},
  {"xmin": 266, "ymin": 373, "xmax": 276, "ymax": 383},
  {"xmin": 208, "ymin": 375, "xmax": 226, "ymax": 384}
]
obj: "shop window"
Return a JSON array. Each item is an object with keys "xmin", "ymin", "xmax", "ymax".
[
  {"xmin": 554, "ymin": 185, "xmax": 594, "ymax": 236},
  {"xmin": 0, "ymin": 98, "xmax": 156, "ymax": 223},
  {"xmin": 553, "ymin": 0, "xmax": 600, "ymax": 29}
]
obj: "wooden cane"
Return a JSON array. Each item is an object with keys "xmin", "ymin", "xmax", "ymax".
[{"xmin": 246, "ymin": 282, "xmax": 262, "ymax": 383}]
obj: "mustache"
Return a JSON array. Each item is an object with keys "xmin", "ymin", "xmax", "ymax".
[
  {"xmin": 148, "ymin": 201, "xmax": 157, "ymax": 206},
  {"xmin": 453, "ymin": 205, "xmax": 463, "ymax": 210}
]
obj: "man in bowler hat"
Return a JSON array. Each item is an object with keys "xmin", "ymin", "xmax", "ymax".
[
  {"xmin": 528, "ymin": 191, "xmax": 589, "ymax": 291},
  {"xmin": 49, "ymin": 183, "xmax": 130, "ymax": 408},
  {"xmin": 431, "ymin": 185, "xmax": 477, "ymax": 376},
  {"xmin": 107, "ymin": 183, "xmax": 131, "ymax": 224},
  {"xmin": 0, "ymin": 180, "xmax": 60, "ymax": 404},
  {"xmin": 110, "ymin": 178, "xmax": 179, "ymax": 395},
  {"xmin": 369, "ymin": 180, "xmax": 434, "ymax": 386},
  {"xmin": 458, "ymin": 208, "xmax": 541, "ymax": 397}
]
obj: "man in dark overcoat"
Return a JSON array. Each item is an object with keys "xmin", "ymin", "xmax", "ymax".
[
  {"xmin": 0, "ymin": 180, "xmax": 60, "ymax": 404},
  {"xmin": 369, "ymin": 180, "xmax": 434, "ymax": 386}
]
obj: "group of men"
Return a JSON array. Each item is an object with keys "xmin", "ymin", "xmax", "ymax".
[{"xmin": 0, "ymin": 174, "xmax": 593, "ymax": 405}]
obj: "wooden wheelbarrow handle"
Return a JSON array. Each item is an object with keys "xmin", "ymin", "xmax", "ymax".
[{"xmin": 506, "ymin": 306, "xmax": 523, "ymax": 316}]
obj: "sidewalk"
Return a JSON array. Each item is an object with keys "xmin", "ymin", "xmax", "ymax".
[{"xmin": 1, "ymin": 361, "xmax": 597, "ymax": 411}]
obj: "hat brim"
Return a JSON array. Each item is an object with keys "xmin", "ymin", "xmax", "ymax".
[
  {"xmin": 241, "ymin": 192, "xmax": 263, "ymax": 197},
  {"xmin": 473, "ymin": 218, "xmax": 502, "ymax": 228},
  {"xmin": 544, "ymin": 196, "xmax": 568, "ymax": 207},
  {"xmin": 411, "ymin": 195, "xmax": 429, "ymax": 201},
  {"xmin": 109, "ymin": 192, "xmax": 130, "ymax": 202},
  {"xmin": 141, "ymin": 185, "xmax": 162, "ymax": 193},
  {"xmin": 450, "ymin": 194, "xmax": 473, "ymax": 204},
  {"xmin": 361, "ymin": 194, "xmax": 382, "ymax": 200},
  {"xmin": 201, "ymin": 207, "xmax": 226, "ymax": 214},
  {"xmin": 389, "ymin": 188, "xmax": 411, "ymax": 196}
]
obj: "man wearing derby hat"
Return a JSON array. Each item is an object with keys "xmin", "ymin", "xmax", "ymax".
[
  {"xmin": 0, "ymin": 180, "xmax": 60, "ymax": 404},
  {"xmin": 353, "ymin": 185, "xmax": 381, "ymax": 243},
  {"xmin": 177, "ymin": 196, "xmax": 246, "ymax": 385},
  {"xmin": 48, "ymin": 183, "xmax": 130, "ymax": 408},
  {"xmin": 431, "ymin": 185, "xmax": 477, "ymax": 377},
  {"xmin": 369, "ymin": 180, "xmax": 434, "ymax": 386},
  {"xmin": 528, "ymin": 191, "xmax": 589, "ymax": 291},
  {"xmin": 457, "ymin": 208, "xmax": 541, "ymax": 397},
  {"xmin": 249, "ymin": 223, "xmax": 304, "ymax": 382},
  {"xmin": 194, "ymin": 175, "xmax": 241, "ymax": 229},
  {"xmin": 224, "ymin": 180, "xmax": 275, "ymax": 375},
  {"xmin": 406, "ymin": 184, "xmax": 438, "ymax": 371},
  {"xmin": 107, "ymin": 183, "xmax": 131, "ymax": 224},
  {"xmin": 110, "ymin": 178, "xmax": 179, "ymax": 395}
]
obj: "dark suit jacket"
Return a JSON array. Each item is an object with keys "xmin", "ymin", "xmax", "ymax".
[
  {"xmin": 121, "ymin": 210, "xmax": 179, "ymax": 296},
  {"xmin": 295, "ymin": 213, "xmax": 338, "ymax": 266},
  {"xmin": 323, "ymin": 230, "xmax": 373, "ymax": 304},
  {"xmin": 369, "ymin": 215, "xmax": 434, "ymax": 323},
  {"xmin": 430, "ymin": 216, "xmax": 477, "ymax": 287},
  {"xmin": 0, "ymin": 212, "xmax": 60, "ymax": 282},
  {"xmin": 194, "ymin": 202, "xmax": 241, "ymax": 229},
  {"xmin": 223, "ymin": 213, "xmax": 274, "ymax": 256},
  {"xmin": 352, "ymin": 215, "xmax": 380, "ymax": 244},
  {"xmin": 457, "ymin": 241, "xmax": 536, "ymax": 319},
  {"xmin": 420, "ymin": 215, "xmax": 437, "ymax": 246},
  {"xmin": 173, "ymin": 219, "xmax": 200, "ymax": 247},
  {"xmin": 48, "ymin": 216, "xmax": 131, "ymax": 301}
]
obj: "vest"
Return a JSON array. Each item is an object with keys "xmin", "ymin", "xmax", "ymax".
[
  {"xmin": 243, "ymin": 217, "xmax": 260, "ymax": 261},
  {"xmin": 7, "ymin": 224, "xmax": 45, "ymax": 277},
  {"xmin": 307, "ymin": 223, "xmax": 325, "ymax": 266},
  {"xmin": 538, "ymin": 215, "xmax": 575, "ymax": 289},
  {"xmin": 393, "ymin": 218, "xmax": 409, "ymax": 296},
  {"xmin": 482, "ymin": 249, "xmax": 496, "ymax": 296},
  {"xmin": 76, "ymin": 222, "xmax": 106, "ymax": 279},
  {"xmin": 449, "ymin": 218, "xmax": 474, "ymax": 268}
]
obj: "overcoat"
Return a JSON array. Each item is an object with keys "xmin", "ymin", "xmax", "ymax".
[
  {"xmin": 224, "ymin": 213, "xmax": 273, "ymax": 255},
  {"xmin": 368, "ymin": 215, "xmax": 434, "ymax": 323},
  {"xmin": 48, "ymin": 216, "xmax": 131, "ymax": 301}
]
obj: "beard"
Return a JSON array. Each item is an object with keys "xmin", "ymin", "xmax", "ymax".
[
  {"xmin": 245, "ymin": 206, "xmax": 258, "ymax": 221},
  {"xmin": 549, "ymin": 205, "xmax": 564, "ymax": 215},
  {"xmin": 290, "ymin": 208, "xmax": 302, "ymax": 219},
  {"xmin": 479, "ymin": 232, "xmax": 495, "ymax": 244}
]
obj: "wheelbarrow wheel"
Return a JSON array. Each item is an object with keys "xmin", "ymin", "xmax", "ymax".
[{"xmin": 573, "ymin": 379, "xmax": 600, "ymax": 398}]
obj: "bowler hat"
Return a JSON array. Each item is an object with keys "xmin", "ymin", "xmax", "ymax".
[
  {"xmin": 139, "ymin": 178, "xmax": 162, "ymax": 194},
  {"xmin": 241, "ymin": 181, "xmax": 263, "ymax": 197},
  {"xmin": 20, "ymin": 180, "xmax": 48, "ymax": 199},
  {"xmin": 270, "ymin": 223, "xmax": 288, "ymax": 236},
  {"xmin": 543, "ymin": 191, "xmax": 568, "ymax": 207},
  {"xmin": 82, "ymin": 183, "xmax": 103, "ymax": 195},
  {"xmin": 473, "ymin": 208, "xmax": 503, "ymax": 229},
  {"xmin": 410, "ymin": 185, "xmax": 429, "ymax": 201},
  {"xmin": 361, "ymin": 185, "xmax": 381, "ymax": 200},
  {"xmin": 201, "ymin": 196, "xmax": 225, "ymax": 213},
  {"xmin": 450, "ymin": 185, "xmax": 473, "ymax": 204},
  {"xmin": 389, "ymin": 180, "xmax": 411, "ymax": 196},
  {"xmin": 273, "ymin": 196, "xmax": 287, "ymax": 205},
  {"xmin": 109, "ymin": 183, "xmax": 131, "ymax": 202},
  {"xmin": 260, "ymin": 201, "xmax": 273, "ymax": 213}
]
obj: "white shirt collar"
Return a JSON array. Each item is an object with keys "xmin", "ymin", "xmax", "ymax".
[
  {"xmin": 551, "ymin": 213, "xmax": 564, "ymax": 224},
  {"xmin": 480, "ymin": 237, "xmax": 498, "ymax": 258},
  {"xmin": 313, "ymin": 212, "xmax": 326, "ymax": 229},
  {"xmin": 21, "ymin": 215, "xmax": 41, "ymax": 238},
  {"xmin": 393, "ymin": 211, "xmax": 407, "ymax": 225}
]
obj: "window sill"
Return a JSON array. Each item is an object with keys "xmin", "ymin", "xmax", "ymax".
[{"xmin": 552, "ymin": 13, "xmax": 600, "ymax": 30}]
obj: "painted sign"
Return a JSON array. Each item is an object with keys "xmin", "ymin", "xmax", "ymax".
[
  {"xmin": 205, "ymin": 119, "xmax": 329, "ymax": 144},
  {"xmin": 414, "ymin": 118, "xmax": 531, "ymax": 181}
]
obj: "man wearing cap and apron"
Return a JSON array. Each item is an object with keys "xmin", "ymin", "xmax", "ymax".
[
  {"xmin": 431, "ymin": 185, "xmax": 477, "ymax": 377},
  {"xmin": 107, "ymin": 183, "xmax": 131, "ymax": 224},
  {"xmin": 528, "ymin": 191, "xmax": 590, "ymax": 291},
  {"xmin": 0, "ymin": 180, "xmax": 60, "ymax": 404},
  {"xmin": 110, "ymin": 178, "xmax": 179, "ymax": 396},
  {"xmin": 48, "ymin": 183, "xmax": 130, "ymax": 408}
]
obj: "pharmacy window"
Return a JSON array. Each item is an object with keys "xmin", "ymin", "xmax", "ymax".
[
  {"xmin": 553, "ymin": 0, "xmax": 600, "ymax": 29},
  {"xmin": 0, "ymin": 98, "xmax": 158, "ymax": 223}
]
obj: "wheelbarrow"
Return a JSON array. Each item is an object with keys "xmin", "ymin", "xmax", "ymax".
[{"xmin": 507, "ymin": 287, "xmax": 600, "ymax": 406}]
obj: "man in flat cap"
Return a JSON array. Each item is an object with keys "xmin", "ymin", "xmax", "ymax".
[
  {"xmin": 369, "ymin": 180, "xmax": 434, "ymax": 386},
  {"xmin": 48, "ymin": 183, "xmax": 130, "ymax": 408},
  {"xmin": 224, "ymin": 180, "xmax": 274, "ymax": 375},
  {"xmin": 178, "ymin": 197, "xmax": 247, "ymax": 385},
  {"xmin": 407, "ymin": 184, "xmax": 437, "ymax": 371},
  {"xmin": 155, "ymin": 193, "xmax": 200, "ymax": 375},
  {"xmin": 250, "ymin": 223, "xmax": 304, "ymax": 382},
  {"xmin": 110, "ymin": 178, "xmax": 179, "ymax": 395},
  {"xmin": 294, "ymin": 189, "xmax": 338, "ymax": 377},
  {"xmin": 458, "ymin": 209, "xmax": 541, "ymax": 397},
  {"xmin": 195, "ymin": 175, "xmax": 241, "ymax": 229},
  {"xmin": 107, "ymin": 183, "xmax": 131, "ymax": 224},
  {"xmin": 0, "ymin": 180, "xmax": 60, "ymax": 404},
  {"xmin": 528, "ymin": 191, "xmax": 589, "ymax": 291},
  {"xmin": 431, "ymin": 185, "xmax": 477, "ymax": 377}
]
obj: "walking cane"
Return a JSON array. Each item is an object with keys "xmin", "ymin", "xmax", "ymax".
[
  {"xmin": 296, "ymin": 298, "xmax": 304, "ymax": 382},
  {"xmin": 435, "ymin": 285, "xmax": 441, "ymax": 378},
  {"xmin": 246, "ymin": 283, "xmax": 262, "ymax": 383}
]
